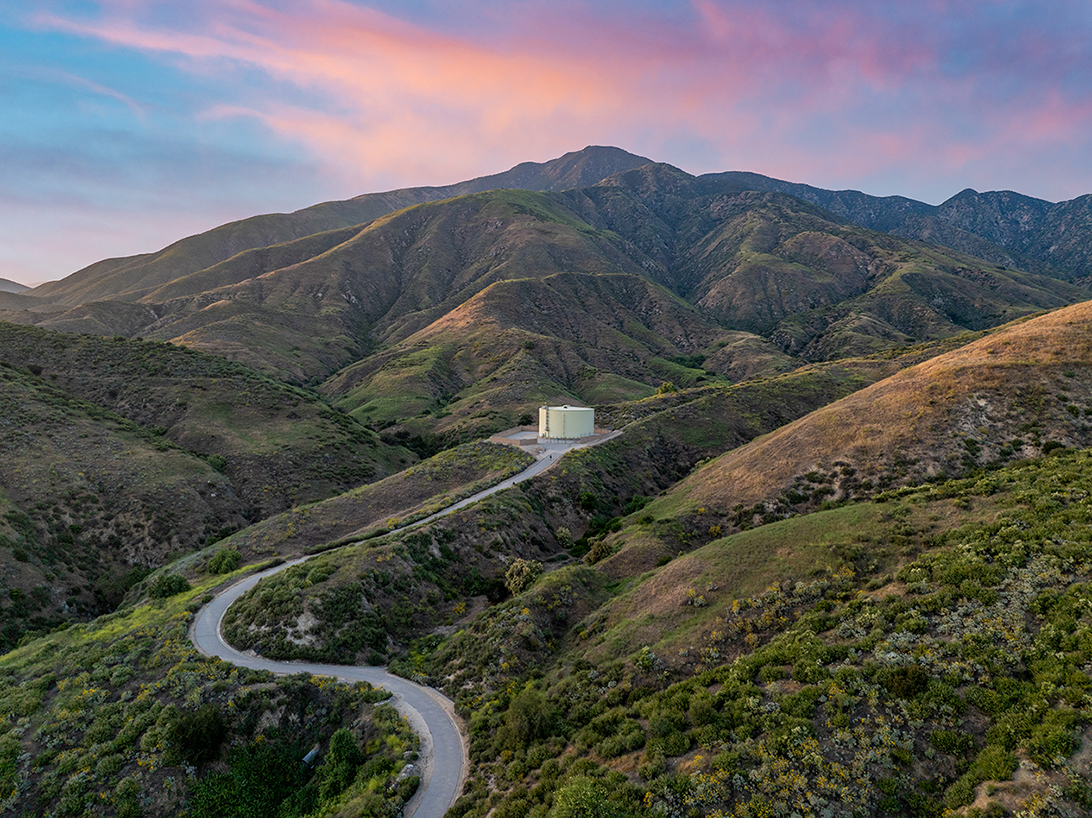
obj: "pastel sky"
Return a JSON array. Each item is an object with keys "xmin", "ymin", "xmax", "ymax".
[{"xmin": 3, "ymin": 0, "xmax": 1092, "ymax": 286}]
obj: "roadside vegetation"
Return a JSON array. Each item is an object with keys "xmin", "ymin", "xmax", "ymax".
[
  {"xmin": 3, "ymin": 163, "xmax": 1092, "ymax": 817},
  {"xmin": 0, "ymin": 574, "xmax": 419, "ymax": 818},
  {"xmin": 418, "ymin": 450, "xmax": 1092, "ymax": 818}
]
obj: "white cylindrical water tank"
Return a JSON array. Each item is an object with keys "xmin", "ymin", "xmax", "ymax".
[{"xmin": 538, "ymin": 405, "xmax": 595, "ymax": 439}]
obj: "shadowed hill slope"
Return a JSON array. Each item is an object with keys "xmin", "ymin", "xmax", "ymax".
[
  {"xmin": 14, "ymin": 170, "xmax": 1084, "ymax": 443},
  {"xmin": 6, "ymin": 153, "xmax": 1089, "ymax": 455},
  {"xmin": 566, "ymin": 165, "xmax": 1088, "ymax": 355},
  {"xmin": 699, "ymin": 170, "xmax": 1092, "ymax": 281},
  {"xmin": 0, "ymin": 361, "xmax": 247, "ymax": 646},
  {"xmin": 322, "ymin": 271, "xmax": 759, "ymax": 435}
]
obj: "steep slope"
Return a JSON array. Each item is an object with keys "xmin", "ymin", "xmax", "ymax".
[
  {"xmin": 0, "ymin": 584, "xmax": 419, "ymax": 818},
  {"xmin": 699, "ymin": 169, "xmax": 1092, "ymax": 280},
  {"xmin": 648, "ymin": 300, "xmax": 1092, "ymax": 529},
  {"xmin": 932, "ymin": 189, "xmax": 1092, "ymax": 281},
  {"xmin": 435, "ymin": 450, "xmax": 1092, "ymax": 818},
  {"xmin": 0, "ymin": 361, "xmax": 245, "ymax": 646},
  {"xmin": 216, "ymin": 355, "xmax": 916, "ymax": 664},
  {"xmin": 27, "ymin": 146, "xmax": 651, "ymax": 307},
  {"xmin": 323, "ymin": 271, "xmax": 761, "ymax": 436},
  {"xmin": 0, "ymin": 323, "xmax": 413, "ymax": 519},
  {"xmin": 7, "ymin": 157, "xmax": 1088, "ymax": 442},
  {"xmin": 0, "ymin": 278, "xmax": 27, "ymax": 294},
  {"xmin": 95, "ymin": 189, "xmax": 651, "ymax": 382},
  {"xmin": 76, "ymin": 171, "xmax": 1079, "ymax": 422},
  {"xmin": 570, "ymin": 165, "xmax": 1088, "ymax": 356}
]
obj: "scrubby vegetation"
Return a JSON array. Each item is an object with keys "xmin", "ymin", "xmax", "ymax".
[
  {"xmin": 0, "ymin": 323, "xmax": 413, "ymax": 520},
  {"xmin": 414, "ymin": 450, "xmax": 1092, "ymax": 818},
  {"xmin": 0, "ymin": 579, "xmax": 419, "ymax": 817},
  {"xmin": 6, "ymin": 149, "xmax": 1092, "ymax": 817}
]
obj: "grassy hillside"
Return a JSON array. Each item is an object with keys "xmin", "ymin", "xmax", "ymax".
[
  {"xmin": 174, "ymin": 441, "xmax": 534, "ymax": 570},
  {"xmin": 0, "ymin": 323, "xmax": 413, "ymax": 520},
  {"xmin": 644, "ymin": 301, "xmax": 1092, "ymax": 537},
  {"xmin": 0, "ymin": 361, "xmax": 244, "ymax": 649},
  {"xmin": 65, "ymin": 189, "xmax": 653, "ymax": 384}
]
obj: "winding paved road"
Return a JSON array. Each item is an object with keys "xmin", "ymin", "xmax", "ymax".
[
  {"xmin": 189, "ymin": 431, "xmax": 620, "ymax": 817},
  {"xmin": 191, "ymin": 562, "xmax": 465, "ymax": 818}
]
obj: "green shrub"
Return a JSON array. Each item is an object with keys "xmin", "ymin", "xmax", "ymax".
[
  {"xmin": 550, "ymin": 776, "xmax": 629, "ymax": 818},
  {"xmin": 169, "ymin": 704, "xmax": 227, "ymax": 764},
  {"xmin": 505, "ymin": 559, "xmax": 543, "ymax": 595},
  {"xmin": 583, "ymin": 539, "xmax": 614, "ymax": 566},
  {"xmin": 208, "ymin": 549, "xmax": 241, "ymax": 574},
  {"xmin": 504, "ymin": 688, "xmax": 554, "ymax": 748},
  {"xmin": 113, "ymin": 776, "xmax": 142, "ymax": 818},
  {"xmin": 879, "ymin": 664, "xmax": 929, "ymax": 698},
  {"xmin": 149, "ymin": 574, "xmax": 191, "ymax": 598},
  {"xmin": 316, "ymin": 728, "xmax": 363, "ymax": 800},
  {"xmin": 930, "ymin": 729, "xmax": 975, "ymax": 757},
  {"xmin": 188, "ymin": 738, "xmax": 310, "ymax": 818},
  {"xmin": 946, "ymin": 745, "xmax": 1019, "ymax": 808},
  {"xmin": 1027, "ymin": 710, "xmax": 1081, "ymax": 767}
]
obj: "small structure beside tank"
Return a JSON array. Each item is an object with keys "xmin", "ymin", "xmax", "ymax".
[{"xmin": 538, "ymin": 405, "xmax": 595, "ymax": 441}]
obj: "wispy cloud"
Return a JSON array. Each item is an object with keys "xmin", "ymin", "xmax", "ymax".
[
  {"xmin": 5, "ymin": 0, "xmax": 1092, "ymax": 282},
  {"xmin": 28, "ymin": 0, "xmax": 1092, "ymax": 201}
]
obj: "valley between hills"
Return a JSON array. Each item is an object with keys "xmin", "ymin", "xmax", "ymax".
[{"xmin": 2, "ymin": 146, "xmax": 1092, "ymax": 817}]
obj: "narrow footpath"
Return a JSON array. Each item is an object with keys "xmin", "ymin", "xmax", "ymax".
[{"xmin": 189, "ymin": 430, "xmax": 620, "ymax": 818}]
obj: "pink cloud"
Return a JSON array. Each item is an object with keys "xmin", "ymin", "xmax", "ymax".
[{"xmin": 30, "ymin": 0, "xmax": 1092, "ymax": 201}]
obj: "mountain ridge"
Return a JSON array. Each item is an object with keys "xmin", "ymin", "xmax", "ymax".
[
  {"xmin": 27, "ymin": 146, "xmax": 653, "ymax": 307},
  {"xmin": 6, "ymin": 148, "xmax": 1092, "ymax": 818}
]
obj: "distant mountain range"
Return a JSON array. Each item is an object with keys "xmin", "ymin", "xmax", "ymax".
[
  {"xmin": 0, "ymin": 278, "xmax": 28, "ymax": 294},
  {"xmin": 7, "ymin": 147, "xmax": 1092, "ymax": 818},
  {"xmin": 2, "ymin": 144, "xmax": 1091, "ymax": 623},
  {"xmin": 4, "ymin": 148, "xmax": 1087, "ymax": 441}
]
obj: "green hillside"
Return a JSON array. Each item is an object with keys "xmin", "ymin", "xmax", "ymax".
[
  {"xmin": 0, "ymin": 580, "xmax": 419, "ymax": 817},
  {"xmin": 4, "ymin": 148, "xmax": 1092, "ymax": 818},
  {"xmin": 0, "ymin": 324, "xmax": 413, "ymax": 519},
  {"xmin": 0, "ymin": 361, "xmax": 243, "ymax": 649},
  {"xmin": 431, "ymin": 450, "xmax": 1092, "ymax": 818}
]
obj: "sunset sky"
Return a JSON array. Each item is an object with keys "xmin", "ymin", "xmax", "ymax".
[{"xmin": 3, "ymin": 0, "xmax": 1091, "ymax": 286}]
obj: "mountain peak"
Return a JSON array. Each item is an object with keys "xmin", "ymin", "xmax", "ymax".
[{"xmin": 489, "ymin": 145, "xmax": 653, "ymax": 192}]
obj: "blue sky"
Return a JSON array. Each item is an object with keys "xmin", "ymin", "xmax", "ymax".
[{"xmin": 3, "ymin": 0, "xmax": 1092, "ymax": 286}]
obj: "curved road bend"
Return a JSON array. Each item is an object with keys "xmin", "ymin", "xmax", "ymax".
[
  {"xmin": 190, "ymin": 430, "xmax": 621, "ymax": 817},
  {"xmin": 191, "ymin": 562, "xmax": 465, "ymax": 818}
]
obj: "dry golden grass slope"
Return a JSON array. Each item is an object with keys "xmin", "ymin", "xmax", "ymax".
[{"xmin": 668, "ymin": 300, "xmax": 1092, "ymax": 516}]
